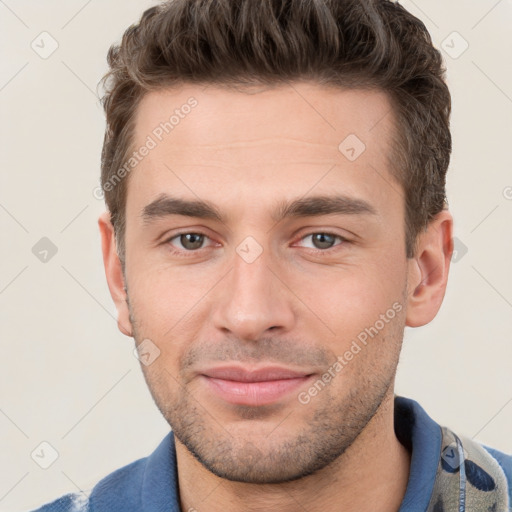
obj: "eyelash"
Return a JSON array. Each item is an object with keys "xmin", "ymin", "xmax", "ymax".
[{"xmin": 164, "ymin": 231, "xmax": 348, "ymax": 258}]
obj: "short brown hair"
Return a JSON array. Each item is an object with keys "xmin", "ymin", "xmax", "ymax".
[{"xmin": 100, "ymin": 0, "xmax": 451, "ymax": 260}]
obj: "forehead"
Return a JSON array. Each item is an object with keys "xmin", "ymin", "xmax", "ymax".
[
  {"xmin": 133, "ymin": 82, "xmax": 395, "ymax": 157},
  {"xmin": 126, "ymin": 82, "xmax": 401, "ymax": 220}
]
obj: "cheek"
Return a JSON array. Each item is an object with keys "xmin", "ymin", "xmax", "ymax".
[
  {"xmin": 126, "ymin": 262, "xmax": 223, "ymax": 370},
  {"xmin": 127, "ymin": 260, "xmax": 213, "ymax": 320},
  {"xmin": 287, "ymin": 255, "xmax": 407, "ymax": 339}
]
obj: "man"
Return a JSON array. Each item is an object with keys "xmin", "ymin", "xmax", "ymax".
[{"xmin": 32, "ymin": 0, "xmax": 511, "ymax": 511}]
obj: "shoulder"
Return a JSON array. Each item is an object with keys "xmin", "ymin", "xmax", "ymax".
[
  {"xmin": 394, "ymin": 395, "xmax": 512, "ymax": 510},
  {"xmin": 482, "ymin": 443, "xmax": 512, "ymax": 507},
  {"xmin": 481, "ymin": 443, "xmax": 512, "ymax": 486},
  {"xmin": 28, "ymin": 433, "xmax": 177, "ymax": 512},
  {"xmin": 483, "ymin": 445, "xmax": 512, "ymax": 471},
  {"xmin": 28, "ymin": 452, "xmax": 152, "ymax": 512},
  {"xmin": 455, "ymin": 434, "xmax": 512, "ymax": 510},
  {"xmin": 28, "ymin": 492, "xmax": 91, "ymax": 512}
]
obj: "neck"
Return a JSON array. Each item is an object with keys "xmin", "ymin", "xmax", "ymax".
[{"xmin": 176, "ymin": 391, "xmax": 411, "ymax": 512}]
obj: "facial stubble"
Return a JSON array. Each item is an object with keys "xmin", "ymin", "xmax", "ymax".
[{"xmin": 126, "ymin": 288, "xmax": 406, "ymax": 484}]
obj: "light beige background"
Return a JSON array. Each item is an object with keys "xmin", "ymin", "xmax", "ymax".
[{"xmin": 1, "ymin": 1, "xmax": 511, "ymax": 510}]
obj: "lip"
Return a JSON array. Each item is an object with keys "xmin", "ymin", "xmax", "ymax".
[{"xmin": 199, "ymin": 365, "xmax": 314, "ymax": 406}]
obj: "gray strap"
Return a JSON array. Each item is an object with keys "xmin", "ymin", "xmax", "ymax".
[{"xmin": 426, "ymin": 426, "xmax": 509, "ymax": 512}]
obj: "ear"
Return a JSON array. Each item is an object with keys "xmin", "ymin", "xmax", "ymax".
[
  {"xmin": 405, "ymin": 209, "xmax": 454, "ymax": 327},
  {"xmin": 98, "ymin": 211, "xmax": 133, "ymax": 337}
]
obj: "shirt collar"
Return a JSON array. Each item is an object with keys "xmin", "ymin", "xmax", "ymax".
[
  {"xmin": 395, "ymin": 395, "xmax": 442, "ymax": 511},
  {"xmin": 141, "ymin": 430, "xmax": 179, "ymax": 512}
]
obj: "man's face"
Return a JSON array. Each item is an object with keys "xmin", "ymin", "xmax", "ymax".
[{"xmin": 121, "ymin": 83, "xmax": 412, "ymax": 483}]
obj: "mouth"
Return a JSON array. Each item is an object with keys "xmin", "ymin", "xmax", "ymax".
[{"xmin": 199, "ymin": 365, "xmax": 315, "ymax": 406}]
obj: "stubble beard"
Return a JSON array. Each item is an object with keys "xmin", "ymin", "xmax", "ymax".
[{"xmin": 127, "ymin": 294, "xmax": 405, "ymax": 484}]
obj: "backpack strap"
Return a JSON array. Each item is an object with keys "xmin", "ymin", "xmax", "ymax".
[{"xmin": 426, "ymin": 426, "xmax": 510, "ymax": 511}]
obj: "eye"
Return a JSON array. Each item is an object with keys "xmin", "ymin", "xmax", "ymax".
[
  {"xmin": 166, "ymin": 232, "xmax": 214, "ymax": 252},
  {"xmin": 164, "ymin": 231, "xmax": 347, "ymax": 256},
  {"xmin": 297, "ymin": 232, "xmax": 346, "ymax": 251}
]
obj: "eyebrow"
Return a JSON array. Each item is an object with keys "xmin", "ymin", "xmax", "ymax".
[{"xmin": 141, "ymin": 193, "xmax": 377, "ymax": 225}]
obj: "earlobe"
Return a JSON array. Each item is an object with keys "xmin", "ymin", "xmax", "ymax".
[
  {"xmin": 98, "ymin": 211, "xmax": 133, "ymax": 337},
  {"xmin": 405, "ymin": 210, "xmax": 454, "ymax": 328}
]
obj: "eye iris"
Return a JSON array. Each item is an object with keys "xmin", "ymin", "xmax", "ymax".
[
  {"xmin": 313, "ymin": 233, "xmax": 335, "ymax": 249},
  {"xmin": 181, "ymin": 233, "xmax": 204, "ymax": 250}
]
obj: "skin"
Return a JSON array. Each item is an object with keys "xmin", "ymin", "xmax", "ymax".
[{"xmin": 99, "ymin": 82, "xmax": 453, "ymax": 512}]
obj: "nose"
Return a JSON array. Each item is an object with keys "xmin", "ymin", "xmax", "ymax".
[{"xmin": 211, "ymin": 243, "xmax": 296, "ymax": 342}]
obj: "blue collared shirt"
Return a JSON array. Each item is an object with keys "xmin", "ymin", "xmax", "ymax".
[{"xmin": 30, "ymin": 396, "xmax": 512, "ymax": 511}]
